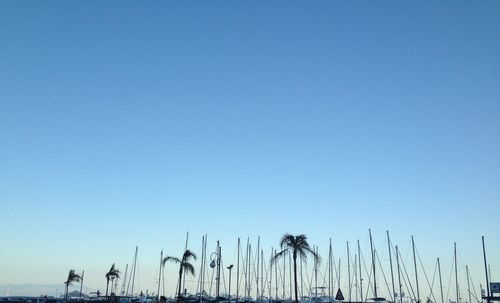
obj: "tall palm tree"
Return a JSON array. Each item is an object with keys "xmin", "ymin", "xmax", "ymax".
[
  {"xmin": 163, "ymin": 250, "xmax": 197, "ymax": 300},
  {"xmin": 64, "ymin": 269, "xmax": 82, "ymax": 300},
  {"xmin": 105, "ymin": 263, "xmax": 120, "ymax": 298},
  {"xmin": 271, "ymin": 234, "xmax": 321, "ymax": 303}
]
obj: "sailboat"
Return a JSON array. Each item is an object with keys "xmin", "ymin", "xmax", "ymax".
[{"xmin": 365, "ymin": 230, "xmax": 387, "ymax": 303}]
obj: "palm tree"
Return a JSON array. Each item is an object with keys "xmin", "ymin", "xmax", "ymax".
[
  {"xmin": 64, "ymin": 269, "xmax": 82, "ymax": 300},
  {"xmin": 271, "ymin": 234, "xmax": 321, "ymax": 303},
  {"xmin": 105, "ymin": 263, "xmax": 120, "ymax": 298},
  {"xmin": 163, "ymin": 250, "xmax": 197, "ymax": 300}
]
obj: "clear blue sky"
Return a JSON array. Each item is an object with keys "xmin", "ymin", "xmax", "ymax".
[{"xmin": 1, "ymin": 0, "xmax": 499, "ymax": 299}]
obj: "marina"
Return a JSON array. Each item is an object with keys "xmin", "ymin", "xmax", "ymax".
[
  {"xmin": 1, "ymin": 3, "xmax": 498, "ymax": 303},
  {"xmin": 2, "ymin": 234, "xmax": 497, "ymax": 303}
]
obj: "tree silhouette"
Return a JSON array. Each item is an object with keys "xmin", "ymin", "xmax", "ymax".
[
  {"xmin": 105, "ymin": 263, "xmax": 120, "ymax": 298},
  {"xmin": 271, "ymin": 234, "xmax": 320, "ymax": 303},
  {"xmin": 64, "ymin": 269, "xmax": 82, "ymax": 300},
  {"xmin": 163, "ymin": 250, "xmax": 197, "ymax": 300}
]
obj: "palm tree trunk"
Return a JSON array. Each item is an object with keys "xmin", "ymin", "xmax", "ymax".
[
  {"xmin": 65, "ymin": 283, "xmax": 68, "ymax": 301},
  {"xmin": 106, "ymin": 279, "xmax": 110, "ymax": 298},
  {"xmin": 293, "ymin": 253, "xmax": 299, "ymax": 303},
  {"xmin": 177, "ymin": 268, "xmax": 183, "ymax": 299}
]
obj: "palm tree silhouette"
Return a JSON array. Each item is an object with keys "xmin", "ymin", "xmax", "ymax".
[
  {"xmin": 64, "ymin": 269, "xmax": 82, "ymax": 300},
  {"xmin": 163, "ymin": 250, "xmax": 197, "ymax": 300},
  {"xmin": 105, "ymin": 263, "xmax": 120, "ymax": 298},
  {"xmin": 271, "ymin": 234, "xmax": 320, "ymax": 303}
]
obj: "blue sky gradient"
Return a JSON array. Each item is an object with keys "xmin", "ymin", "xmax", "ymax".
[{"xmin": 1, "ymin": 0, "xmax": 499, "ymax": 299}]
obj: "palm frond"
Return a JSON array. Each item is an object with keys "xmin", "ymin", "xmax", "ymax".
[
  {"xmin": 66, "ymin": 269, "xmax": 82, "ymax": 285},
  {"xmin": 270, "ymin": 248, "xmax": 289, "ymax": 265},
  {"xmin": 300, "ymin": 245, "xmax": 321, "ymax": 265},
  {"xmin": 295, "ymin": 234, "xmax": 308, "ymax": 247},
  {"xmin": 106, "ymin": 263, "xmax": 120, "ymax": 279},
  {"xmin": 182, "ymin": 250, "xmax": 197, "ymax": 262},
  {"xmin": 163, "ymin": 256, "xmax": 181, "ymax": 265},
  {"xmin": 276, "ymin": 233, "xmax": 321, "ymax": 264},
  {"xmin": 182, "ymin": 263, "xmax": 195, "ymax": 276},
  {"xmin": 279, "ymin": 233, "xmax": 294, "ymax": 249},
  {"xmin": 112, "ymin": 269, "xmax": 120, "ymax": 279},
  {"xmin": 295, "ymin": 236, "xmax": 312, "ymax": 259}
]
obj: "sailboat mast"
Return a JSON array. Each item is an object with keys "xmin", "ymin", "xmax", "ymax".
[
  {"xmin": 396, "ymin": 246, "xmax": 402, "ymax": 303},
  {"xmin": 300, "ymin": 254, "xmax": 304, "ymax": 299},
  {"xmin": 455, "ymin": 242, "xmax": 459, "ymax": 303},
  {"xmin": 283, "ymin": 248, "xmax": 287, "ymax": 299},
  {"xmin": 260, "ymin": 249, "xmax": 264, "ymax": 298},
  {"xmin": 347, "ymin": 241, "xmax": 352, "ymax": 302},
  {"xmin": 268, "ymin": 247, "xmax": 274, "ymax": 300},
  {"xmin": 237, "ymin": 237, "xmax": 240, "ymax": 300},
  {"xmin": 438, "ymin": 258, "xmax": 444, "ymax": 303},
  {"xmin": 369, "ymin": 229, "xmax": 377, "ymax": 298},
  {"xmin": 204, "ymin": 235, "xmax": 209, "ymax": 296},
  {"xmin": 198, "ymin": 235, "xmax": 206, "ymax": 299},
  {"xmin": 387, "ymin": 231, "xmax": 395, "ymax": 302},
  {"xmin": 354, "ymin": 254, "xmax": 358, "ymax": 302},
  {"xmin": 275, "ymin": 249, "xmax": 278, "ymax": 300},
  {"xmin": 466, "ymin": 265, "xmax": 472, "ymax": 303},
  {"xmin": 204, "ymin": 235, "xmax": 208, "ymax": 298},
  {"xmin": 412, "ymin": 236, "xmax": 420, "ymax": 303},
  {"xmin": 183, "ymin": 232, "xmax": 189, "ymax": 294},
  {"xmin": 131, "ymin": 246, "xmax": 138, "ymax": 297},
  {"xmin": 245, "ymin": 238, "xmax": 249, "ymax": 299},
  {"xmin": 157, "ymin": 250, "xmax": 163, "ymax": 300},
  {"xmin": 482, "ymin": 236, "xmax": 490, "ymax": 303},
  {"xmin": 338, "ymin": 258, "xmax": 342, "ymax": 292},
  {"xmin": 249, "ymin": 243, "xmax": 252, "ymax": 299},
  {"xmin": 257, "ymin": 237, "xmax": 260, "ymax": 300},
  {"xmin": 121, "ymin": 264, "xmax": 128, "ymax": 296},
  {"xmin": 289, "ymin": 250, "xmax": 292, "ymax": 300},
  {"xmin": 329, "ymin": 239, "xmax": 332, "ymax": 299},
  {"xmin": 358, "ymin": 240, "xmax": 363, "ymax": 303},
  {"xmin": 127, "ymin": 246, "xmax": 138, "ymax": 297},
  {"xmin": 315, "ymin": 246, "xmax": 318, "ymax": 298}
]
